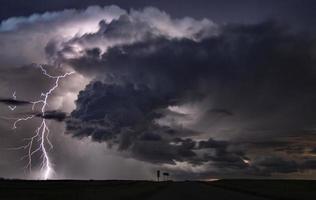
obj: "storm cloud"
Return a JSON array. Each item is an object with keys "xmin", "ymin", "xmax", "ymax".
[
  {"xmin": 1, "ymin": 3, "xmax": 316, "ymax": 179},
  {"xmin": 35, "ymin": 110, "xmax": 68, "ymax": 122},
  {"xmin": 0, "ymin": 98, "xmax": 31, "ymax": 106},
  {"xmin": 49, "ymin": 12, "xmax": 316, "ymax": 177}
]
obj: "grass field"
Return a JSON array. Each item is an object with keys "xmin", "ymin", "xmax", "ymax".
[{"xmin": 0, "ymin": 179, "xmax": 315, "ymax": 200}]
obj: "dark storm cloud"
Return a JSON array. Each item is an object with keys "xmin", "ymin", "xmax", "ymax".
[
  {"xmin": 310, "ymin": 148, "xmax": 316, "ymax": 154},
  {"xmin": 206, "ymin": 109, "xmax": 233, "ymax": 116},
  {"xmin": 276, "ymin": 145, "xmax": 306, "ymax": 155},
  {"xmin": 65, "ymin": 82, "xmax": 204, "ymax": 164},
  {"xmin": 64, "ymin": 82, "xmax": 246, "ymax": 166},
  {"xmin": 0, "ymin": 98, "xmax": 30, "ymax": 106},
  {"xmin": 198, "ymin": 138, "xmax": 228, "ymax": 149},
  {"xmin": 252, "ymin": 156, "xmax": 299, "ymax": 175},
  {"xmin": 302, "ymin": 159, "xmax": 316, "ymax": 170},
  {"xmin": 1, "ymin": 1, "xmax": 316, "ymax": 31},
  {"xmin": 57, "ymin": 19, "xmax": 316, "ymax": 177},
  {"xmin": 64, "ymin": 21, "xmax": 316, "ymax": 129},
  {"xmin": 2, "ymin": 3, "xmax": 316, "ymax": 179},
  {"xmin": 168, "ymin": 154, "xmax": 316, "ymax": 180},
  {"xmin": 35, "ymin": 110, "xmax": 68, "ymax": 122},
  {"xmin": 198, "ymin": 138, "xmax": 249, "ymax": 170}
]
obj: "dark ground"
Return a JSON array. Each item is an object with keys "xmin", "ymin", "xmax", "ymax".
[{"xmin": 0, "ymin": 179, "xmax": 315, "ymax": 200}]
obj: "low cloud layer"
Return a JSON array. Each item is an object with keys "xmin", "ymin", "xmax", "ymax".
[
  {"xmin": 35, "ymin": 110, "xmax": 68, "ymax": 122},
  {"xmin": 0, "ymin": 98, "xmax": 31, "ymax": 106}
]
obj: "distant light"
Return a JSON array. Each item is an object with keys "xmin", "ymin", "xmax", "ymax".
[
  {"xmin": 208, "ymin": 178, "xmax": 220, "ymax": 181},
  {"xmin": 242, "ymin": 159, "xmax": 251, "ymax": 165}
]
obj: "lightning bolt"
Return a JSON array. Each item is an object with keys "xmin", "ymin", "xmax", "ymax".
[
  {"xmin": 7, "ymin": 65, "xmax": 74, "ymax": 179},
  {"xmin": 8, "ymin": 91, "xmax": 17, "ymax": 111}
]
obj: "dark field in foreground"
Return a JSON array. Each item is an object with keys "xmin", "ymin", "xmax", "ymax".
[{"xmin": 0, "ymin": 179, "xmax": 315, "ymax": 200}]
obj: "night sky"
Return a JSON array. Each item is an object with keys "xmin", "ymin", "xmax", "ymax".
[{"xmin": 0, "ymin": 0, "xmax": 316, "ymax": 180}]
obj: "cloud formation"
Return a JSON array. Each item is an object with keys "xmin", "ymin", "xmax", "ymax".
[
  {"xmin": 1, "ymin": 4, "xmax": 316, "ymax": 179},
  {"xmin": 35, "ymin": 110, "xmax": 68, "ymax": 122},
  {"xmin": 0, "ymin": 98, "xmax": 30, "ymax": 106},
  {"xmin": 42, "ymin": 7, "xmax": 316, "ymax": 177},
  {"xmin": 0, "ymin": 5, "xmax": 125, "ymax": 68}
]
